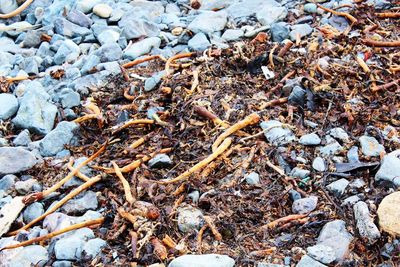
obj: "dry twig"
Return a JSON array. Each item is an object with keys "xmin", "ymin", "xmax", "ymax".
[
  {"xmin": 0, "ymin": 0, "xmax": 34, "ymax": 19},
  {"xmin": 112, "ymin": 161, "xmax": 135, "ymax": 204}
]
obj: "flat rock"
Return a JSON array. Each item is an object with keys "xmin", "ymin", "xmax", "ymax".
[
  {"xmin": 188, "ymin": 11, "xmax": 228, "ymax": 34},
  {"xmin": 270, "ymin": 22, "xmax": 290, "ymax": 42},
  {"xmin": 0, "ymin": 147, "xmax": 37, "ymax": 175},
  {"xmin": 289, "ymin": 24, "xmax": 313, "ymax": 41},
  {"xmin": 292, "ymin": 196, "xmax": 318, "ymax": 214},
  {"xmin": 359, "ymin": 136, "xmax": 385, "ymax": 157},
  {"xmin": 188, "ymin": 32, "xmax": 211, "ymax": 51},
  {"xmin": 13, "ymin": 129, "xmax": 31, "ymax": 146},
  {"xmin": 39, "ymin": 121, "xmax": 79, "ymax": 157},
  {"xmin": 221, "ymin": 29, "xmax": 244, "ymax": 42},
  {"xmin": 260, "ymin": 120, "xmax": 296, "ymax": 146},
  {"xmin": 312, "ymin": 157, "xmax": 326, "ymax": 172},
  {"xmin": 226, "ymin": 0, "xmax": 280, "ymax": 19},
  {"xmin": 0, "ymin": 174, "xmax": 16, "ymax": 193},
  {"xmin": 375, "ymin": 150, "xmax": 400, "ymax": 187},
  {"xmin": 5, "ymin": 245, "xmax": 48, "ymax": 267},
  {"xmin": 61, "ymin": 190, "xmax": 98, "ymax": 215},
  {"xmin": 169, "ymin": 254, "xmax": 235, "ymax": 267},
  {"xmin": 54, "ymin": 236, "xmax": 84, "ymax": 260},
  {"xmin": 0, "ymin": 93, "xmax": 18, "ymax": 120},
  {"xmin": 328, "ymin": 127, "xmax": 350, "ymax": 143},
  {"xmin": 148, "ymin": 154, "xmax": 172, "ymax": 168},
  {"xmin": 290, "ymin": 168, "xmax": 310, "ymax": 179},
  {"xmin": 299, "ymin": 133, "xmax": 321, "ymax": 146},
  {"xmin": 296, "ymin": 255, "xmax": 327, "ymax": 267},
  {"xmin": 118, "ymin": 17, "xmax": 159, "ymax": 40},
  {"xmin": 124, "ymin": 37, "xmax": 161, "ymax": 60},
  {"xmin": 82, "ymin": 238, "xmax": 107, "ymax": 258},
  {"xmin": 354, "ymin": 201, "xmax": 381, "ymax": 243},
  {"xmin": 23, "ymin": 202, "xmax": 44, "ymax": 224},
  {"xmin": 245, "ymin": 172, "xmax": 260, "ymax": 185},
  {"xmin": 256, "ymin": 5, "xmax": 287, "ymax": 26},
  {"xmin": 307, "ymin": 244, "xmax": 336, "ymax": 264},
  {"xmin": 377, "ymin": 191, "xmax": 400, "ymax": 235},
  {"xmin": 326, "ymin": 178, "xmax": 349, "ymax": 197},
  {"xmin": 319, "ymin": 136, "xmax": 343, "ymax": 157}
]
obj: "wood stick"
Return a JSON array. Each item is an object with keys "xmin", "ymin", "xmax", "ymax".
[
  {"xmin": 372, "ymin": 79, "xmax": 400, "ymax": 92},
  {"xmin": 67, "ymin": 159, "xmax": 90, "ymax": 182},
  {"xmin": 165, "ymin": 52, "xmax": 196, "ymax": 75},
  {"xmin": 159, "ymin": 138, "xmax": 232, "ymax": 184},
  {"xmin": 262, "ymin": 214, "xmax": 308, "ymax": 229},
  {"xmin": 362, "ymin": 39, "xmax": 400, "ymax": 47},
  {"xmin": 1, "ymin": 218, "xmax": 104, "ymax": 250},
  {"xmin": 258, "ymin": 97, "xmax": 288, "ymax": 110},
  {"xmin": 10, "ymin": 175, "xmax": 102, "ymax": 235},
  {"xmin": 376, "ymin": 12, "xmax": 400, "ymax": 18},
  {"xmin": 278, "ymin": 41, "xmax": 293, "ymax": 58},
  {"xmin": 197, "ymin": 224, "xmax": 208, "ymax": 253},
  {"xmin": 317, "ymin": 4, "xmax": 357, "ymax": 24},
  {"xmin": 112, "ymin": 161, "xmax": 135, "ymax": 204},
  {"xmin": 203, "ymin": 216, "xmax": 222, "ymax": 241},
  {"xmin": 356, "ymin": 56, "xmax": 370, "ymax": 73},
  {"xmin": 0, "ymin": 0, "xmax": 34, "ymax": 19},
  {"xmin": 162, "ymin": 235, "xmax": 177, "ymax": 249},
  {"xmin": 212, "ymin": 113, "xmax": 260, "ymax": 152},
  {"xmin": 122, "ymin": 55, "xmax": 166, "ymax": 69},
  {"xmin": 151, "ymin": 237, "xmax": 168, "ymax": 260},
  {"xmin": 111, "ymin": 119, "xmax": 154, "ymax": 134},
  {"xmin": 118, "ymin": 207, "xmax": 137, "ymax": 224}
]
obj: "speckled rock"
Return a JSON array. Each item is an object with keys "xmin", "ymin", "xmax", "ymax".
[{"xmin": 177, "ymin": 206, "xmax": 204, "ymax": 233}]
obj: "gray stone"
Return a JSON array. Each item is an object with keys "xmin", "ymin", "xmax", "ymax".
[
  {"xmin": 347, "ymin": 146, "xmax": 360, "ymax": 163},
  {"xmin": 23, "ymin": 202, "xmax": 44, "ymax": 223},
  {"xmin": 0, "ymin": 174, "xmax": 16, "ymax": 193},
  {"xmin": 97, "ymin": 29, "xmax": 120, "ymax": 45},
  {"xmin": 257, "ymin": 263, "xmax": 285, "ymax": 267},
  {"xmin": 54, "ymin": 236, "xmax": 84, "ymax": 260},
  {"xmin": 319, "ymin": 136, "xmax": 343, "ymax": 157},
  {"xmin": 304, "ymin": 3, "xmax": 318, "ymax": 13},
  {"xmin": 43, "ymin": 211, "xmax": 102, "ymax": 233},
  {"xmin": 53, "ymin": 261, "xmax": 72, "ymax": 267},
  {"xmin": 130, "ymin": 0, "xmax": 165, "ymax": 22},
  {"xmin": 0, "ymin": 93, "xmax": 18, "ymax": 120},
  {"xmin": 188, "ymin": 11, "xmax": 228, "ymax": 34},
  {"xmin": 221, "ymin": 29, "xmax": 244, "ymax": 42},
  {"xmin": 81, "ymin": 54, "xmax": 101, "ymax": 74},
  {"xmin": 292, "ymin": 196, "xmax": 318, "ymax": 214},
  {"xmin": 22, "ymin": 57, "xmax": 39, "ymax": 75},
  {"xmin": 93, "ymin": 4, "xmax": 112, "ymax": 18},
  {"xmin": 342, "ymin": 195, "xmax": 361, "ymax": 206},
  {"xmin": 5, "ymin": 245, "xmax": 48, "ymax": 267},
  {"xmin": 317, "ymin": 220, "xmax": 353, "ymax": 262},
  {"xmin": 0, "ymin": 0, "xmax": 18, "ymax": 14},
  {"xmin": 260, "ymin": 120, "xmax": 296, "ymax": 146},
  {"xmin": 270, "ymin": 22, "xmax": 290, "ymax": 42},
  {"xmin": 359, "ymin": 136, "xmax": 385, "ymax": 157},
  {"xmin": 188, "ymin": 32, "xmax": 211, "ymax": 51},
  {"xmin": 61, "ymin": 191, "xmax": 98, "ymax": 214},
  {"xmin": 124, "ymin": 37, "xmax": 161, "ymax": 60},
  {"xmin": 82, "ymin": 238, "xmax": 107, "ymax": 258},
  {"xmin": 54, "ymin": 18, "xmax": 91, "ymax": 39},
  {"xmin": 354, "ymin": 201, "xmax": 381, "ymax": 243},
  {"xmin": 118, "ymin": 17, "xmax": 160, "ymax": 40},
  {"xmin": 67, "ymin": 10, "xmax": 92, "ymax": 28},
  {"xmin": 169, "ymin": 254, "xmax": 235, "ymax": 267},
  {"xmin": 289, "ymin": 24, "xmax": 313, "ymax": 41},
  {"xmin": 144, "ymin": 71, "xmax": 165, "ymax": 92},
  {"xmin": 39, "ymin": 121, "xmax": 79, "ymax": 157},
  {"xmin": 289, "ymin": 189, "xmax": 302, "ymax": 201},
  {"xmin": 245, "ymin": 172, "xmax": 260, "ymax": 185},
  {"xmin": 62, "ymin": 157, "xmax": 92, "ymax": 188},
  {"xmin": 312, "ymin": 157, "xmax": 326, "ymax": 172},
  {"xmin": 76, "ymin": 0, "xmax": 100, "ymax": 13},
  {"xmin": 94, "ymin": 43, "xmax": 123, "ymax": 63},
  {"xmin": 177, "ymin": 206, "xmax": 204, "ymax": 233},
  {"xmin": 326, "ymin": 178, "xmax": 349, "ymax": 197},
  {"xmin": 256, "ymin": 5, "xmax": 287, "ymax": 26},
  {"xmin": 226, "ymin": 0, "xmax": 279, "ymax": 19},
  {"xmin": 15, "ymin": 178, "xmax": 39, "ymax": 194},
  {"xmin": 13, "ymin": 129, "xmax": 31, "ymax": 146},
  {"xmin": 290, "ymin": 168, "xmax": 310, "ymax": 179},
  {"xmin": 296, "ymin": 255, "xmax": 327, "ymax": 267},
  {"xmin": 54, "ymin": 40, "xmax": 81, "ymax": 65},
  {"xmin": 0, "ymin": 147, "xmax": 37, "ymax": 175},
  {"xmin": 307, "ymin": 244, "xmax": 335, "ymax": 264},
  {"xmin": 375, "ymin": 150, "xmax": 400, "ymax": 187},
  {"xmin": 148, "ymin": 154, "xmax": 172, "ymax": 168},
  {"xmin": 299, "ymin": 133, "xmax": 321, "ymax": 146},
  {"xmin": 59, "ymin": 89, "xmax": 81, "ymax": 108}
]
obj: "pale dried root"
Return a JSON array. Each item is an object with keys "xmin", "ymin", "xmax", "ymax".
[
  {"xmin": 112, "ymin": 161, "xmax": 135, "ymax": 205},
  {"xmin": 0, "ymin": 0, "xmax": 34, "ymax": 19}
]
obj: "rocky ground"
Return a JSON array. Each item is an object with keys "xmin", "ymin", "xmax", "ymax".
[{"xmin": 0, "ymin": 0, "xmax": 399, "ymax": 266}]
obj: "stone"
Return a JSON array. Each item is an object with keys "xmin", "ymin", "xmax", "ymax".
[
  {"xmin": 257, "ymin": 263, "xmax": 285, "ymax": 267},
  {"xmin": 290, "ymin": 168, "xmax": 310, "ymax": 179},
  {"xmin": 226, "ymin": 0, "xmax": 279, "ymax": 19},
  {"xmin": 5, "ymin": 245, "xmax": 48, "ymax": 267},
  {"xmin": 304, "ymin": 3, "xmax": 318, "ymax": 13},
  {"xmin": 188, "ymin": 11, "xmax": 228, "ymax": 34},
  {"xmin": 61, "ymin": 190, "xmax": 98, "ymax": 214},
  {"xmin": 0, "ymin": 147, "xmax": 37, "ymax": 175},
  {"xmin": 76, "ymin": 0, "xmax": 100, "ymax": 13},
  {"xmin": 97, "ymin": 29, "xmax": 120, "ymax": 45},
  {"xmin": 0, "ymin": 0, "xmax": 18, "ymax": 14},
  {"xmin": 13, "ymin": 129, "xmax": 31, "ymax": 146},
  {"xmin": 39, "ymin": 121, "xmax": 79, "ymax": 157},
  {"xmin": 54, "ymin": 236, "xmax": 84, "ymax": 260},
  {"xmin": 0, "ymin": 174, "xmax": 16, "ymax": 193},
  {"xmin": 148, "ymin": 154, "xmax": 172, "ymax": 168},
  {"xmin": 292, "ymin": 196, "xmax": 318, "ymax": 214},
  {"xmin": 124, "ymin": 37, "xmax": 161, "ymax": 60},
  {"xmin": 169, "ymin": 254, "xmax": 235, "ymax": 267},
  {"xmin": 299, "ymin": 133, "xmax": 321, "ymax": 146},
  {"xmin": 296, "ymin": 255, "xmax": 327, "ymax": 267},
  {"xmin": 67, "ymin": 10, "xmax": 92, "ymax": 28},
  {"xmin": 53, "ymin": 261, "xmax": 72, "ymax": 267},
  {"xmin": 326, "ymin": 178, "xmax": 349, "ymax": 197},
  {"xmin": 312, "ymin": 157, "xmax": 326, "ymax": 172},
  {"xmin": 347, "ymin": 146, "xmax": 360, "ymax": 163},
  {"xmin": 245, "ymin": 172, "xmax": 260, "ymax": 185},
  {"xmin": 12, "ymin": 82, "xmax": 57, "ymax": 135},
  {"xmin": 319, "ymin": 136, "xmax": 343, "ymax": 157},
  {"xmin": 23, "ymin": 202, "xmax": 44, "ymax": 223},
  {"xmin": 270, "ymin": 22, "xmax": 290, "ymax": 42},
  {"xmin": 359, "ymin": 136, "xmax": 385, "ymax": 157},
  {"xmin": 342, "ymin": 195, "xmax": 361, "ymax": 206},
  {"xmin": 83, "ymin": 238, "xmax": 107, "ymax": 258},
  {"xmin": 54, "ymin": 18, "xmax": 92, "ymax": 39},
  {"xmin": 188, "ymin": 32, "xmax": 211, "ymax": 51},
  {"xmin": 317, "ymin": 220, "xmax": 353, "ymax": 262},
  {"xmin": 54, "ymin": 39, "xmax": 81, "ymax": 65},
  {"xmin": 118, "ymin": 17, "xmax": 160, "ymax": 40},
  {"xmin": 94, "ymin": 43, "xmax": 123, "ymax": 63},
  {"xmin": 289, "ymin": 190, "xmax": 302, "ymax": 201},
  {"xmin": 93, "ymin": 4, "xmax": 112, "ymax": 18},
  {"xmin": 144, "ymin": 71, "xmax": 165, "ymax": 92},
  {"xmin": 375, "ymin": 150, "xmax": 400, "ymax": 187},
  {"xmin": 307, "ymin": 244, "xmax": 336, "ymax": 264},
  {"xmin": 15, "ymin": 178, "xmax": 39, "ymax": 194},
  {"xmin": 289, "ymin": 24, "xmax": 313, "ymax": 41},
  {"xmin": 0, "ymin": 93, "xmax": 18, "ymax": 120},
  {"xmin": 377, "ymin": 191, "xmax": 400, "ymax": 235},
  {"xmin": 221, "ymin": 29, "xmax": 244, "ymax": 42},
  {"xmin": 354, "ymin": 201, "xmax": 381, "ymax": 243},
  {"xmin": 256, "ymin": 5, "xmax": 287, "ymax": 26},
  {"xmin": 260, "ymin": 120, "xmax": 296, "ymax": 146},
  {"xmin": 177, "ymin": 206, "xmax": 204, "ymax": 233},
  {"xmin": 81, "ymin": 55, "xmax": 101, "ymax": 75}
]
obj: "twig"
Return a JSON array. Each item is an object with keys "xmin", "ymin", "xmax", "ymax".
[
  {"xmin": 212, "ymin": 113, "xmax": 260, "ymax": 152},
  {"xmin": 317, "ymin": 4, "xmax": 357, "ymax": 24},
  {"xmin": 362, "ymin": 39, "xmax": 400, "ymax": 47},
  {"xmin": 249, "ymin": 247, "xmax": 277, "ymax": 257},
  {"xmin": 197, "ymin": 224, "xmax": 208, "ymax": 253},
  {"xmin": 376, "ymin": 12, "xmax": 400, "ymax": 18},
  {"xmin": 67, "ymin": 159, "xmax": 90, "ymax": 182},
  {"xmin": 112, "ymin": 161, "xmax": 135, "ymax": 205},
  {"xmin": 269, "ymin": 44, "xmax": 278, "ymax": 69},
  {"xmin": 130, "ymin": 230, "xmax": 138, "ymax": 257},
  {"xmin": 165, "ymin": 52, "xmax": 196, "ymax": 76},
  {"xmin": 258, "ymin": 97, "xmax": 288, "ymax": 110},
  {"xmin": 74, "ymin": 98, "xmax": 104, "ymax": 128},
  {"xmin": 111, "ymin": 119, "xmax": 154, "ymax": 134},
  {"xmin": 372, "ymin": 79, "xmax": 400, "ymax": 92},
  {"xmin": 10, "ymin": 175, "xmax": 102, "ymax": 235},
  {"xmin": 162, "ymin": 235, "xmax": 177, "ymax": 249},
  {"xmin": 203, "ymin": 216, "xmax": 222, "ymax": 241},
  {"xmin": 277, "ymin": 41, "xmax": 294, "ymax": 58},
  {"xmin": 118, "ymin": 207, "xmax": 137, "ymax": 224},
  {"xmin": 356, "ymin": 56, "xmax": 370, "ymax": 73},
  {"xmin": 262, "ymin": 214, "xmax": 308, "ymax": 229},
  {"xmin": 151, "ymin": 237, "xmax": 168, "ymax": 260},
  {"xmin": 265, "ymin": 70, "xmax": 296, "ymax": 97},
  {"xmin": 122, "ymin": 55, "xmax": 166, "ymax": 69},
  {"xmin": 1, "ymin": 218, "xmax": 104, "ymax": 250},
  {"xmin": 0, "ymin": 0, "xmax": 34, "ymax": 19},
  {"xmin": 158, "ymin": 138, "xmax": 232, "ymax": 184}
]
